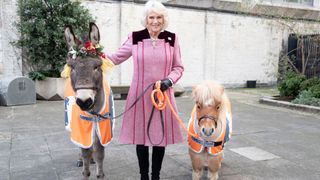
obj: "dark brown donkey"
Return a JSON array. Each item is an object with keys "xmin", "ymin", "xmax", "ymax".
[{"xmin": 64, "ymin": 23, "xmax": 113, "ymax": 179}]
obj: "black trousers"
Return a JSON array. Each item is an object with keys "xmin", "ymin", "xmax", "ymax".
[{"xmin": 136, "ymin": 145, "xmax": 165, "ymax": 180}]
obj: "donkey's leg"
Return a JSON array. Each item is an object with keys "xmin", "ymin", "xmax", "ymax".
[
  {"xmin": 93, "ymin": 133, "xmax": 105, "ymax": 178},
  {"xmin": 81, "ymin": 147, "xmax": 93, "ymax": 180}
]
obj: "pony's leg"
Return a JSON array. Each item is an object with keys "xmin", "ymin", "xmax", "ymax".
[
  {"xmin": 189, "ymin": 149, "xmax": 203, "ymax": 180},
  {"xmin": 81, "ymin": 147, "xmax": 93, "ymax": 180},
  {"xmin": 93, "ymin": 133, "xmax": 105, "ymax": 178},
  {"xmin": 207, "ymin": 152, "xmax": 223, "ymax": 180}
]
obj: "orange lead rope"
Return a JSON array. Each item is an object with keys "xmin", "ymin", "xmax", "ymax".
[
  {"xmin": 151, "ymin": 81, "xmax": 166, "ymax": 110},
  {"xmin": 151, "ymin": 80, "xmax": 199, "ymax": 138}
]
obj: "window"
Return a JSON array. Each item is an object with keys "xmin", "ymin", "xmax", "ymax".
[{"xmin": 264, "ymin": 0, "xmax": 313, "ymax": 6}]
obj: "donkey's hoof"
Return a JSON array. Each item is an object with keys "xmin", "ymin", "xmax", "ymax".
[
  {"xmin": 82, "ymin": 177, "xmax": 89, "ymax": 180},
  {"xmin": 97, "ymin": 173, "xmax": 105, "ymax": 179},
  {"xmin": 77, "ymin": 160, "xmax": 83, "ymax": 167},
  {"xmin": 90, "ymin": 158, "xmax": 95, "ymax": 164},
  {"xmin": 82, "ymin": 171, "xmax": 90, "ymax": 177}
]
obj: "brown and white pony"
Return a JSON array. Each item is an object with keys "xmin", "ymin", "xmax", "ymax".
[
  {"xmin": 187, "ymin": 81, "xmax": 232, "ymax": 180},
  {"xmin": 63, "ymin": 23, "xmax": 114, "ymax": 179}
]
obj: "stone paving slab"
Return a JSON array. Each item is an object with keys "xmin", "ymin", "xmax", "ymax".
[{"xmin": 0, "ymin": 88, "xmax": 320, "ymax": 179}]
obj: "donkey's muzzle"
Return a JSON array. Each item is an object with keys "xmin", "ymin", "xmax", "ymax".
[{"xmin": 76, "ymin": 98, "xmax": 94, "ymax": 111}]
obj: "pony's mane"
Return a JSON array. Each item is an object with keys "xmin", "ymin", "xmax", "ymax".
[
  {"xmin": 61, "ymin": 57, "xmax": 114, "ymax": 78},
  {"xmin": 192, "ymin": 81, "xmax": 223, "ymax": 106}
]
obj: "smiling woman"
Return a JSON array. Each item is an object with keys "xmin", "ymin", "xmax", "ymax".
[
  {"xmin": 147, "ymin": 11, "xmax": 164, "ymax": 46},
  {"xmin": 105, "ymin": 0, "xmax": 184, "ymax": 179}
]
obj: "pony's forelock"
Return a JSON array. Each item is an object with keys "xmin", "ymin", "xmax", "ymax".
[
  {"xmin": 192, "ymin": 81, "xmax": 223, "ymax": 107},
  {"xmin": 193, "ymin": 83, "xmax": 215, "ymax": 106}
]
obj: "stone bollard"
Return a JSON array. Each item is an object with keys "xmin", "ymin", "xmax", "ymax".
[{"xmin": 0, "ymin": 77, "xmax": 36, "ymax": 106}]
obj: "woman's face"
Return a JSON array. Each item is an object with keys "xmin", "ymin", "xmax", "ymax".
[{"xmin": 146, "ymin": 11, "xmax": 164, "ymax": 35}]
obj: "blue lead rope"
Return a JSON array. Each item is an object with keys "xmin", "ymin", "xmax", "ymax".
[
  {"xmin": 80, "ymin": 112, "xmax": 112, "ymax": 122},
  {"xmin": 191, "ymin": 136, "xmax": 222, "ymax": 147}
]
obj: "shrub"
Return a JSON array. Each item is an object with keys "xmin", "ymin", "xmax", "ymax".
[
  {"xmin": 309, "ymin": 84, "xmax": 320, "ymax": 98},
  {"xmin": 299, "ymin": 77, "xmax": 320, "ymax": 92},
  {"xmin": 15, "ymin": 0, "xmax": 94, "ymax": 80},
  {"xmin": 292, "ymin": 90, "xmax": 320, "ymax": 107},
  {"xmin": 278, "ymin": 71, "xmax": 306, "ymax": 98}
]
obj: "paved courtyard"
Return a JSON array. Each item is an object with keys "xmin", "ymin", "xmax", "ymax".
[{"xmin": 0, "ymin": 88, "xmax": 320, "ymax": 180}]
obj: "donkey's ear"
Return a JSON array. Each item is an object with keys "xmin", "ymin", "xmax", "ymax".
[
  {"xmin": 89, "ymin": 22, "xmax": 100, "ymax": 45},
  {"xmin": 64, "ymin": 25, "xmax": 77, "ymax": 49}
]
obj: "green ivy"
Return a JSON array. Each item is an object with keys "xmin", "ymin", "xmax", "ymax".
[
  {"xmin": 15, "ymin": 0, "xmax": 94, "ymax": 80},
  {"xmin": 28, "ymin": 71, "xmax": 46, "ymax": 81}
]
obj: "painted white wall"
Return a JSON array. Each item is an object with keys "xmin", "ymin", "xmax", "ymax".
[
  {"xmin": 83, "ymin": 1, "xmax": 320, "ymax": 87},
  {"xmin": 2, "ymin": 0, "xmax": 320, "ymax": 89},
  {"xmin": 314, "ymin": 0, "xmax": 320, "ymax": 7}
]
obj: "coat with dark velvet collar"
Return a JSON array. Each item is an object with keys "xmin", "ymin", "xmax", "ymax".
[{"xmin": 107, "ymin": 28, "xmax": 184, "ymax": 146}]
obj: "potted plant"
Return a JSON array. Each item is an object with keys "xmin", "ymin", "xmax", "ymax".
[{"xmin": 15, "ymin": 0, "xmax": 94, "ymax": 100}]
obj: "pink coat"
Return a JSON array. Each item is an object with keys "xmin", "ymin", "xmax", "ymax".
[{"xmin": 107, "ymin": 29, "xmax": 184, "ymax": 146}]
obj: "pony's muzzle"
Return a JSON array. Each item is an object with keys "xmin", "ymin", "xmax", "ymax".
[{"xmin": 201, "ymin": 127, "xmax": 214, "ymax": 137}]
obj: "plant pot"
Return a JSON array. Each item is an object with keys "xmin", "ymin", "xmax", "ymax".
[
  {"xmin": 35, "ymin": 77, "xmax": 66, "ymax": 100},
  {"xmin": 246, "ymin": 80, "xmax": 257, "ymax": 88}
]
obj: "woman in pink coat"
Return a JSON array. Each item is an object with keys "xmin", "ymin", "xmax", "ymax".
[{"xmin": 107, "ymin": 1, "xmax": 184, "ymax": 179}]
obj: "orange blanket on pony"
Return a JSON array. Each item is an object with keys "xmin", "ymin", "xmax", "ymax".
[{"xmin": 188, "ymin": 106, "xmax": 232, "ymax": 155}]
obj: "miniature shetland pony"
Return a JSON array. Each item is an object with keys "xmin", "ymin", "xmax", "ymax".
[{"xmin": 187, "ymin": 81, "xmax": 232, "ymax": 180}]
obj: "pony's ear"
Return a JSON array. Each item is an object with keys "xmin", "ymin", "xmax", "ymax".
[
  {"xmin": 215, "ymin": 83, "xmax": 224, "ymax": 95},
  {"xmin": 64, "ymin": 25, "xmax": 77, "ymax": 49},
  {"xmin": 89, "ymin": 22, "xmax": 100, "ymax": 45}
]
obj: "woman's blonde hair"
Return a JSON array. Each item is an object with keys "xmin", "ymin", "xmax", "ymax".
[{"xmin": 141, "ymin": 0, "xmax": 169, "ymax": 31}]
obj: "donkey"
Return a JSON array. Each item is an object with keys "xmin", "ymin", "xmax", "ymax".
[
  {"xmin": 63, "ymin": 23, "xmax": 114, "ymax": 179},
  {"xmin": 187, "ymin": 81, "xmax": 232, "ymax": 180}
]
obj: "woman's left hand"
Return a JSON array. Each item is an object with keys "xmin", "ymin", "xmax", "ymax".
[{"xmin": 160, "ymin": 78, "xmax": 172, "ymax": 91}]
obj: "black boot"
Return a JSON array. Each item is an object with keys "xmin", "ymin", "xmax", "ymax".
[
  {"xmin": 151, "ymin": 146, "xmax": 165, "ymax": 180},
  {"xmin": 136, "ymin": 145, "xmax": 149, "ymax": 180}
]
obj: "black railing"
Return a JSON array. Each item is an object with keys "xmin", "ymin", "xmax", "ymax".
[{"xmin": 288, "ymin": 34, "xmax": 320, "ymax": 78}]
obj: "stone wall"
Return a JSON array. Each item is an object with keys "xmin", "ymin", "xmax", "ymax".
[{"xmin": 0, "ymin": 0, "xmax": 22, "ymax": 91}]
